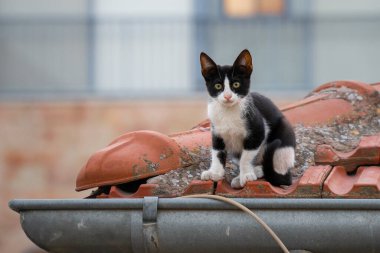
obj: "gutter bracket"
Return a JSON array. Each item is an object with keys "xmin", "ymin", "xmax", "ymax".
[{"xmin": 142, "ymin": 197, "xmax": 159, "ymax": 253}]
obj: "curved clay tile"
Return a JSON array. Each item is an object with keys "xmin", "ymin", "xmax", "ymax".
[{"xmin": 76, "ymin": 80, "xmax": 379, "ymax": 193}]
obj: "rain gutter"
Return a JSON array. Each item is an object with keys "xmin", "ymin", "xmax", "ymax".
[{"xmin": 9, "ymin": 197, "xmax": 380, "ymax": 253}]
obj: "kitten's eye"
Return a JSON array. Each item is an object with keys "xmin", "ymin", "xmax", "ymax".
[
  {"xmin": 214, "ymin": 83, "xmax": 223, "ymax": 90},
  {"xmin": 232, "ymin": 82, "xmax": 241, "ymax": 88}
]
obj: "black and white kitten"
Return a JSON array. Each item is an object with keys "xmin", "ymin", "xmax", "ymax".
[{"xmin": 200, "ymin": 49, "xmax": 296, "ymax": 188}]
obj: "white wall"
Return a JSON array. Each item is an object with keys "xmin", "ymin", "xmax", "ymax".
[
  {"xmin": 1, "ymin": 0, "xmax": 379, "ymax": 95},
  {"xmin": 314, "ymin": 21, "xmax": 380, "ymax": 85},
  {"xmin": 312, "ymin": 0, "xmax": 380, "ymax": 85},
  {"xmin": 314, "ymin": 0, "xmax": 380, "ymax": 16},
  {"xmin": 0, "ymin": 0, "xmax": 86, "ymax": 16},
  {"xmin": 0, "ymin": 0, "xmax": 88, "ymax": 92},
  {"xmin": 95, "ymin": 0, "xmax": 193, "ymax": 17},
  {"xmin": 93, "ymin": 0, "xmax": 194, "ymax": 93}
]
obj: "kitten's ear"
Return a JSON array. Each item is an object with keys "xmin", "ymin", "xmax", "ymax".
[
  {"xmin": 200, "ymin": 52, "xmax": 218, "ymax": 79},
  {"xmin": 233, "ymin": 49, "xmax": 253, "ymax": 77}
]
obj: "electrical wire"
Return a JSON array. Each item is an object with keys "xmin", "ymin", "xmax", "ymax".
[{"xmin": 180, "ymin": 194, "xmax": 290, "ymax": 253}]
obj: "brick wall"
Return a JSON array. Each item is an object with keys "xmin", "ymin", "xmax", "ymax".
[{"xmin": 0, "ymin": 99, "xmax": 208, "ymax": 253}]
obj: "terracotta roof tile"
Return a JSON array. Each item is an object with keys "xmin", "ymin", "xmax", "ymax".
[
  {"xmin": 322, "ymin": 166, "xmax": 380, "ymax": 198},
  {"xmin": 313, "ymin": 80, "xmax": 378, "ymax": 96},
  {"xmin": 77, "ymin": 80, "xmax": 380, "ymax": 199},
  {"xmin": 214, "ymin": 166, "xmax": 331, "ymax": 198},
  {"xmin": 182, "ymin": 180, "xmax": 214, "ymax": 196},
  {"xmin": 315, "ymin": 134, "xmax": 380, "ymax": 172},
  {"xmin": 283, "ymin": 98, "xmax": 353, "ymax": 126}
]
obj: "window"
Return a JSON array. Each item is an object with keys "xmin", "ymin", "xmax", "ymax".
[{"xmin": 223, "ymin": 0, "xmax": 284, "ymax": 17}]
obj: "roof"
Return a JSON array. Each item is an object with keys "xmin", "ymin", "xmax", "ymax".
[{"xmin": 76, "ymin": 80, "xmax": 380, "ymax": 199}]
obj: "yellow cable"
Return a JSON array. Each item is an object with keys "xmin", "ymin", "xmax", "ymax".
[{"xmin": 180, "ymin": 194, "xmax": 290, "ymax": 253}]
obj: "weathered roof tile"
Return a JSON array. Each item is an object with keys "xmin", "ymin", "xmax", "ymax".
[
  {"xmin": 315, "ymin": 134, "xmax": 380, "ymax": 172},
  {"xmin": 322, "ymin": 166, "xmax": 380, "ymax": 198},
  {"xmin": 78, "ymin": 80, "xmax": 380, "ymax": 199}
]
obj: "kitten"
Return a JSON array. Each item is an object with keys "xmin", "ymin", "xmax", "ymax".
[{"xmin": 200, "ymin": 49, "xmax": 296, "ymax": 188}]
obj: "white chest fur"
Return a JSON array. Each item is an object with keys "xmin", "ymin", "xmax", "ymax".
[{"xmin": 208, "ymin": 100, "xmax": 247, "ymax": 154}]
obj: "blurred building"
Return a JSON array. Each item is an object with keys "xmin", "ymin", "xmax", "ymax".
[
  {"xmin": 1, "ymin": 0, "xmax": 380, "ymax": 98},
  {"xmin": 1, "ymin": 1, "xmax": 380, "ymax": 252}
]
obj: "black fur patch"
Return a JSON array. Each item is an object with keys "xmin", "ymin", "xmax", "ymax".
[
  {"xmin": 212, "ymin": 133, "xmax": 225, "ymax": 150},
  {"xmin": 217, "ymin": 151, "xmax": 227, "ymax": 167}
]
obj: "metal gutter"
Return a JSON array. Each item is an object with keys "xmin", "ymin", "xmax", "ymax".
[{"xmin": 9, "ymin": 198, "xmax": 380, "ymax": 253}]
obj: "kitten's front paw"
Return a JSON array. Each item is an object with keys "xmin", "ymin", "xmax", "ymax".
[
  {"xmin": 231, "ymin": 172, "xmax": 257, "ymax": 189},
  {"xmin": 201, "ymin": 169, "xmax": 225, "ymax": 182},
  {"xmin": 231, "ymin": 176, "xmax": 242, "ymax": 189},
  {"xmin": 254, "ymin": 165, "xmax": 264, "ymax": 178}
]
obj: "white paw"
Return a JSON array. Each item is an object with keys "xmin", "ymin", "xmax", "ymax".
[
  {"xmin": 231, "ymin": 176, "xmax": 242, "ymax": 189},
  {"xmin": 254, "ymin": 165, "xmax": 264, "ymax": 178},
  {"xmin": 231, "ymin": 172, "xmax": 257, "ymax": 189},
  {"xmin": 201, "ymin": 169, "xmax": 225, "ymax": 182},
  {"xmin": 240, "ymin": 172, "xmax": 257, "ymax": 186}
]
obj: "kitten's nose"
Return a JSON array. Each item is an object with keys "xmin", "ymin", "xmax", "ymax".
[{"xmin": 224, "ymin": 93, "xmax": 232, "ymax": 101}]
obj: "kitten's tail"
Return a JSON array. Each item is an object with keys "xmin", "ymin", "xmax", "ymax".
[{"xmin": 263, "ymin": 139, "xmax": 292, "ymax": 186}]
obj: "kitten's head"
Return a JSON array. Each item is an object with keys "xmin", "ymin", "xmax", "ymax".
[{"xmin": 200, "ymin": 49, "xmax": 253, "ymax": 107}]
